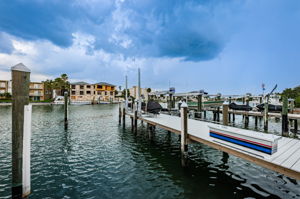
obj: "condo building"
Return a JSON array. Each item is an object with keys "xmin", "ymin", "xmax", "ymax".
[
  {"xmin": 70, "ymin": 82, "xmax": 116, "ymax": 102},
  {"xmin": 0, "ymin": 80, "xmax": 46, "ymax": 101}
]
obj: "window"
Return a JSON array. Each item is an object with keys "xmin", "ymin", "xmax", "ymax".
[
  {"xmin": 97, "ymin": 91, "xmax": 101, "ymax": 95},
  {"xmin": 80, "ymin": 85, "xmax": 84, "ymax": 89},
  {"xmin": 87, "ymin": 91, "xmax": 91, "ymax": 95},
  {"xmin": 87, "ymin": 85, "xmax": 91, "ymax": 89},
  {"xmin": 105, "ymin": 91, "xmax": 107, "ymax": 96},
  {"xmin": 110, "ymin": 91, "xmax": 113, "ymax": 95},
  {"xmin": 80, "ymin": 91, "xmax": 84, "ymax": 95},
  {"xmin": 72, "ymin": 85, "xmax": 75, "ymax": 89},
  {"xmin": 97, "ymin": 85, "xmax": 103, "ymax": 89},
  {"xmin": 72, "ymin": 91, "xmax": 76, "ymax": 95}
]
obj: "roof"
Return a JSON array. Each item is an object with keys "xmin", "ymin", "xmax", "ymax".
[
  {"xmin": 70, "ymin": 81, "xmax": 89, "ymax": 85},
  {"xmin": 94, "ymin": 82, "xmax": 115, "ymax": 87},
  {"xmin": 11, "ymin": 63, "xmax": 31, "ymax": 72}
]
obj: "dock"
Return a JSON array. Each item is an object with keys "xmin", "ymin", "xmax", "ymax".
[{"xmin": 125, "ymin": 110, "xmax": 300, "ymax": 180}]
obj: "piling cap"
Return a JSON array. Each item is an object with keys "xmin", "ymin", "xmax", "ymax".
[
  {"xmin": 11, "ymin": 63, "xmax": 31, "ymax": 72},
  {"xmin": 181, "ymin": 101, "xmax": 188, "ymax": 108}
]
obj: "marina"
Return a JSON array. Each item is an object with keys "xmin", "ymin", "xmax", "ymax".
[{"xmin": 1, "ymin": 104, "xmax": 300, "ymax": 199}]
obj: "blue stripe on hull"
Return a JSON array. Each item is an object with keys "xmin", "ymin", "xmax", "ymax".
[{"xmin": 210, "ymin": 132, "xmax": 272, "ymax": 154}]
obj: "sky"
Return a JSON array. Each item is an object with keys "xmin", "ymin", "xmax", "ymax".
[{"xmin": 0, "ymin": 0, "xmax": 299, "ymax": 95}]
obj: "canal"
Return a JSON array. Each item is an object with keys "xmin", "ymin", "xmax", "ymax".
[{"xmin": 0, "ymin": 105, "xmax": 299, "ymax": 198}]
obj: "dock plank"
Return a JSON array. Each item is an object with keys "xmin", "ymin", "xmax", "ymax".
[{"xmin": 280, "ymin": 145, "xmax": 300, "ymax": 169}]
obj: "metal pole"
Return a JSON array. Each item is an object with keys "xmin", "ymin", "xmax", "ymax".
[
  {"xmin": 137, "ymin": 68, "xmax": 141, "ymax": 113},
  {"xmin": 11, "ymin": 63, "xmax": 30, "ymax": 198}
]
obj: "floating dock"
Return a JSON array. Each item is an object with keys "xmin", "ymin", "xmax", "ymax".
[{"xmin": 125, "ymin": 111, "xmax": 300, "ymax": 180}]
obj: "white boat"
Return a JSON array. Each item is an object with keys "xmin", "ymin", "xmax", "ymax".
[{"xmin": 53, "ymin": 96, "xmax": 64, "ymax": 104}]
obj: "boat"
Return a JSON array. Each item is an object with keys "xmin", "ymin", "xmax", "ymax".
[
  {"xmin": 256, "ymin": 103, "xmax": 282, "ymax": 112},
  {"xmin": 146, "ymin": 100, "xmax": 162, "ymax": 114},
  {"xmin": 229, "ymin": 102, "xmax": 252, "ymax": 111},
  {"xmin": 53, "ymin": 96, "xmax": 64, "ymax": 104}
]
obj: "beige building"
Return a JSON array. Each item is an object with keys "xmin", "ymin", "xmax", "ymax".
[
  {"xmin": 0, "ymin": 80, "xmax": 45, "ymax": 101},
  {"xmin": 70, "ymin": 82, "xmax": 116, "ymax": 102},
  {"xmin": 29, "ymin": 82, "xmax": 44, "ymax": 101},
  {"xmin": 0, "ymin": 80, "xmax": 9, "ymax": 94},
  {"xmin": 129, "ymin": 86, "xmax": 150, "ymax": 101}
]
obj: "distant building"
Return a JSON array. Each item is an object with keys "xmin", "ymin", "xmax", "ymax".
[
  {"xmin": 0, "ymin": 80, "xmax": 9, "ymax": 94},
  {"xmin": 0, "ymin": 80, "xmax": 45, "ymax": 101},
  {"xmin": 29, "ymin": 82, "xmax": 45, "ymax": 101},
  {"xmin": 70, "ymin": 81, "xmax": 116, "ymax": 102},
  {"xmin": 129, "ymin": 86, "xmax": 150, "ymax": 101}
]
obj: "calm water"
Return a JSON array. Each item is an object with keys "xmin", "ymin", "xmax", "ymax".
[{"xmin": 0, "ymin": 105, "xmax": 299, "ymax": 199}]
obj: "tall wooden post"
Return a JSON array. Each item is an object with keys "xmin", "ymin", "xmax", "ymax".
[
  {"xmin": 11, "ymin": 63, "xmax": 30, "ymax": 198},
  {"xmin": 134, "ymin": 110, "xmax": 138, "ymax": 133},
  {"xmin": 180, "ymin": 104, "xmax": 188, "ymax": 166},
  {"xmin": 255, "ymin": 116, "xmax": 258, "ymax": 128},
  {"xmin": 282, "ymin": 96, "xmax": 289, "ymax": 136},
  {"xmin": 64, "ymin": 91, "xmax": 68, "ymax": 129},
  {"xmin": 222, "ymin": 102, "xmax": 229, "ymax": 126},
  {"xmin": 197, "ymin": 94, "xmax": 202, "ymax": 112},
  {"xmin": 244, "ymin": 113, "xmax": 249, "ymax": 128}
]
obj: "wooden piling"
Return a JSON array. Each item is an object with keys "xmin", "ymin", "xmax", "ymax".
[
  {"xmin": 294, "ymin": 120, "xmax": 298, "ymax": 135},
  {"xmin": 204, "ymin": 110, "xmax": 206, "ymax": 119},
  {"xmin": 122, "ymin": 107, "xmax": 126, "ymax": 129},
  {"xmin": 64, "ymin": 91, "xmax": 68, "ymax": 129},
  {"xmin": 244, "ymin": 114, "xmax": 249, "ymax": 128},
  {"xmin": 180, "ymin": 105, "xmax": 188, "ymax": 166},
  {"xmin": 11, "ymin": 63, "xmax": 30, "ymax": 198},
  {"xmin": 118, "ymin": 102, "xmax": 122, "ymax": 125},
  {"xmin": 263, "ymin": 102, "xmax": 268, "ymax": 131},
  {"xmin": 134, "ymin": 110, "xmax": 138, "ymax": 133},
  {"xmin": 255, "ymin": 116, "xmax": 258, "ymax": 128},
  {"xmin": 222, "ymin": 103, "xmax": 229, "ymax": 126},
  {"xmin": 197, "ymin": 94, "xmax": 202, "ymax": 112},
  {"xmin": 217, "ymin": 107, "xmax": 220, "ymax": 122},
  {"xmin": 282, "ymin": 96, "xmax": 289, "ymax": 136}
]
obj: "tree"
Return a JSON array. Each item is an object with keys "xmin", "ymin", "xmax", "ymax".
[
  {"xmin": 122, "ymin": 89, "xmax": 130, "ymax": 98},
  {"xmin": 146, "ymin": 88, "xmax": 151, "ymax": 93},
  {"xmin": 282, "ymin": 85, "xmax": 300, "ymax": 108}
]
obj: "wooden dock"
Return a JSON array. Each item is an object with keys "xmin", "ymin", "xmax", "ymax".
[{"xmin": 125, "ymin": 111, "xmax": 300, "ymax": 180}]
